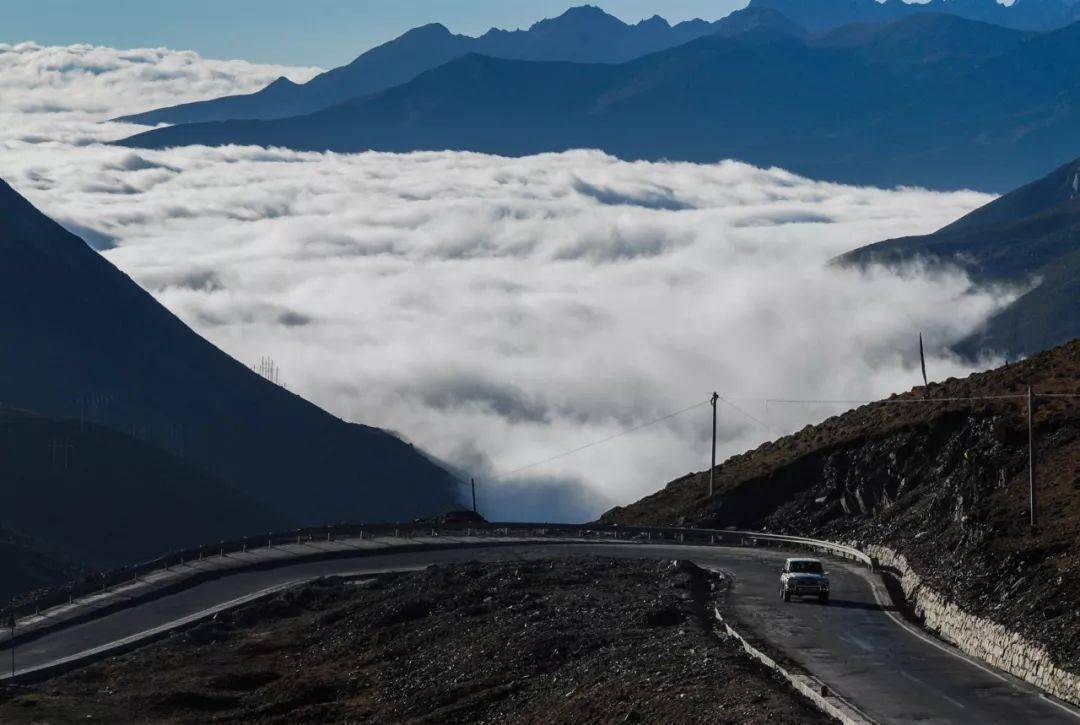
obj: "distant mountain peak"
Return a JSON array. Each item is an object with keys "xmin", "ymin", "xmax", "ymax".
[
  {"xmin": 265, "ymin": 76, "xmax": 299, "ymax": 89},
  {"xmin": 405, "ymin": 22, "xmax": 454, "ymax": 38},
  {"xmin": 561, "ymin": 4, "xmax": 614, "ymax": 18},
  {"xmin": 637, "ymin": 14, "xmax": 672, "ymax": 29},
  {"xmin": 535, "ymin": 4, "xmax": 627, "ymax": 30}
]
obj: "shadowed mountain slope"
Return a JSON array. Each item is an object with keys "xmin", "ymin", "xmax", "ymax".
[
  {"xmin": 0, "ymin": 407, "xmax": 292, "ymax": 603},
  {"xmin": 0, "ymin": 178, "xmax": 461, "ymax": 524},
  {"xmin": 119, "ymin": 15, "xmax": 1080, "ymax": 191},
  {"xmin": 117, "ymin": 6, "xmax": 795, "ymax": 127},
  {"xmin": 843, "ymin": 157, "xmax": 1080, "ymax": 357},
  {"xmin": 0, "ymin": 527, "xmax": 83, "ymax": 608}
]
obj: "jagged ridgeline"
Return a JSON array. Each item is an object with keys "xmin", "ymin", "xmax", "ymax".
[{"xmin": 119, "ymin": 8, "xmax": 1080, "ymax": 191}]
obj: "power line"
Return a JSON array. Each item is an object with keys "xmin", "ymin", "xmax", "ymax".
[
  {"xmin": 493, "ymin": 398, "xmax": 710, "ymax": 481},
  {"xmin": 487, "ymin": 388, "xmax": 1078, "ymax": 482},
  {"xmin": 756, "ymin": 393, "xmax": 1031, "ymax": 406},
  {"xmin": 718, "ymin": 395, "xmax": 777, "ymax": 433}
]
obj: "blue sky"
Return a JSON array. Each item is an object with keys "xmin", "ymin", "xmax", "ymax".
[{"xmin": 3, "ymin": 0, "xmax": 746, "ymax": 68}]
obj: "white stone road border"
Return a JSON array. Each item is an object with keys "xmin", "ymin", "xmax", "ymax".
[
  {"xmin": 713, "ymin": 606, "xmax": 874, "ymax": 725},
  {"xmin": 866, "ymin": 544, "xmax": 1080, "ymax": 714}
]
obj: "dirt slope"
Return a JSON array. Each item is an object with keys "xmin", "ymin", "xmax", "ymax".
[{"xmin": 605, "ymin": 339, "xmax": 1080, "ymax": 671}]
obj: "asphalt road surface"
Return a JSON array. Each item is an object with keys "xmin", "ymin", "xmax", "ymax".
[{"xmin": 2, "ymin": 541, "xmax": 1077, "ymax": 724}]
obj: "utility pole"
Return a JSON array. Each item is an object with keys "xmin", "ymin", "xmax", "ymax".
[
  {"xmin": 471, "ymin": 478, "xmax": 478, "ymax": 514},
  {"xmin": 709, "ymin": 392, "xmax": 719, "ymax": 498},
  {"xmin": 1028, "ymin": 386, "xmax": 1037, "ymax": 530},
  {"xmin": 919, "ymin": 332, "xmax": 928, "ymax": 388}
]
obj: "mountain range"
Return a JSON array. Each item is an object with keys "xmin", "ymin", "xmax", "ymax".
[
  {"xmin": 120, "ymin": 1, "xmax": 1080, "ymax": 130},
  {"xmin": 120, "ymin": 13, "xmax": 1080, "ymax": 191},
  {"xmin": 843, "ymin": 156, "xmax": 1080, "ymax": 358},
  {"xmin": 0, "ymin": 178, "xmax": 461, "ymax": 528},
  {"xmin": 118, "ymin": 6, "xmax": 794, "ymax": 127}
]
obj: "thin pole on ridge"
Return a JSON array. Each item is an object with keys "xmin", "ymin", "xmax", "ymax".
[
  {"xmin": 709, "ymin": 392, "xmax": 719, "ymax": 498},
  {"xmin": 1028, "ymin": 386, "xmax": 1037, "ymax": 530}
]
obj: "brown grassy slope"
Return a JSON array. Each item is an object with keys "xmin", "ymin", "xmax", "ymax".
[{"xmin": 604, "ymin": 339, "xmax": 1080, "ymax": 669}]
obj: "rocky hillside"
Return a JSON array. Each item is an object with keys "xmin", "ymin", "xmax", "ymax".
[
  {"xmin": 605, "ymin": 339, "xmax": 1080, "ymax": 672},
  {"xmin": 0, "ymin": 559, "xmax": 827, "ymax": 724}
]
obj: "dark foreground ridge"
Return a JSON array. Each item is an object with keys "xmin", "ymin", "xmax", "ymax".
[
  {"xmin": 0, "ymin": 558, "xmax": 827, "ymax": 724},
  {"xmin": 605, "ymin": 339, "xmax": 1080, "ymax": 674},
  {"xmin": 0, "ymin": 528, "xmax": 84, "ymax": 610},
  {"xmin": 0, "ymin": 177, "xmax": 460, "ymax": 528},
  {"xmin": 0, "ymin": 407, "xmax": 291, "ymax": 607}
]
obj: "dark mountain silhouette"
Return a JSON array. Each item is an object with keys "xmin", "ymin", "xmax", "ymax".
[
  {"xmin": 116, "ymin": 5, "xmax": 799, "ymax": 127},
  {"xmin": 749, "ymin": 0, "xmax": 1080, "ymax": 33},
  {"xmin": 120, "ymin": 15, "xmax": 1080, "ymax": 192},
  {"xmin": 0, "ymin": 178, "xmax": 461, "ymax": 524},
  {"xmin": 842, "ymin": 157, "xmax": 1080, "ymax": 357},
  {"xmin": 0, "ymin": 407, "xmax": 291, "ymax": 572}
]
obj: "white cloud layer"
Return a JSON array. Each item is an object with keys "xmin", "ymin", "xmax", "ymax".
[
  {"xmin": 0, "ymin": 41, "xmax": 320, "ymax": 146},
  {"xmin": 0, "ymin": 43, "xmax": 1011, "ymax": 521}
]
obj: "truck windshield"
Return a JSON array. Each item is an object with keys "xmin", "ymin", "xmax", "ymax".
[{"xmin": 789, "ymin": 561, "xmax": 823, "ymax": 574}]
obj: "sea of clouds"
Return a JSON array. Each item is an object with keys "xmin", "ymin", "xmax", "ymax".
[{"xmin": 0, "ymin": 42, "xmax": 1013, "ymax": 520}]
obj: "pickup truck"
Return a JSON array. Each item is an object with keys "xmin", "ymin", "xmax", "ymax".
[{"xmin": 780, "ymin": 557, "xmax": 830, "ymax": 604}]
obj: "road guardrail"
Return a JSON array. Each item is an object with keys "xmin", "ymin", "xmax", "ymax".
[{"xmin": 1, "ymin": 521, "xmax": 871, "ymax": 628}]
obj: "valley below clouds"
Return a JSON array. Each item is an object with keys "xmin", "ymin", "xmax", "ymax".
[{"xmin": 0, "ymin": 41, "xmax": 1014, "ymax": 520}]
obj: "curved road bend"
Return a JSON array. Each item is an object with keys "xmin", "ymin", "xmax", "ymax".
[{"xmin": 2, "ymin": 542, "xmax": 1076, "ymax": 724}]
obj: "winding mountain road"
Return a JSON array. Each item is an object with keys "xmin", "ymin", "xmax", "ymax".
[{"xmin": 2, "ymin": 539, "xmax": 1077, "ymax": 724}]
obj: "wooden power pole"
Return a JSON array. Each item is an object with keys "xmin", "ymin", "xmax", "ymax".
[
  {"xmin": 1028, "ymin": 387, "xmax": 1037, "ymax": 530},
  {"xmin": 709, "ymin": 392, "xmax": 719, "ymax": 498},
  {"xmin": 471, "ymin": 478, "xmax": 478, "ymax": 514}
]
